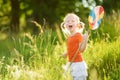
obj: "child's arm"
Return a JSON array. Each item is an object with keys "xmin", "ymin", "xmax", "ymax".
[{"xmin": 79, "ymin": 32, "xmax": 89, "ymax": 52}]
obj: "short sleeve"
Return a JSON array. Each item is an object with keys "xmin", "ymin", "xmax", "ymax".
[{"xmin": 77, "ymin": 33, "xmax": 83, "ymax": 43}]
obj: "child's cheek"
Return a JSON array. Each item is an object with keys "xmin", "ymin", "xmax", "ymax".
[{"xmin": 66, "ymin": 26, "xmax": 69, "ymax": 30}]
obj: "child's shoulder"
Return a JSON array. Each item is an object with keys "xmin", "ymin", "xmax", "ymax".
[{"xmin": 69, "ymin": 32, "xmax": 82, "ymax": 38}]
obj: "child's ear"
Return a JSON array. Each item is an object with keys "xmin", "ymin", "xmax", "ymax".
[{"xmin": 77, "ymin": 23, "xmax": 82, "ymax": 29}]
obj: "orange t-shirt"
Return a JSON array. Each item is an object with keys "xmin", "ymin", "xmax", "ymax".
[{"xmin": 67, "ymin": 33, "xmax": 83, "ymax": 62}]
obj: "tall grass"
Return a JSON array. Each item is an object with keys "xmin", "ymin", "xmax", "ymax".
[
  {"xmin": 1, "ymin": 30, "xmax": 120, "ymax": 80},
  {"xmin": 84, "ymin": 37, "xmax": 120, "ymax": 80},
  {"xmin": 0, "ymin": 29, "xmax": 67, "ymax": 80}
]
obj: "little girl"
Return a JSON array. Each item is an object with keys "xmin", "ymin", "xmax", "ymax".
[{"xmin": 61, "ymin": 13, "xmax": 88, "ymax": 80}]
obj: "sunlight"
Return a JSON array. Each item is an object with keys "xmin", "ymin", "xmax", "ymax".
[{"xmin": 82, "ymin": 0, "xmax": 96, "ymax": 10}]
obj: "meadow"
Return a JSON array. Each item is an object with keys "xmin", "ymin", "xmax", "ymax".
[{"xmin": 0, "ymin": 12, "xmax": 120, "ymax": 80}]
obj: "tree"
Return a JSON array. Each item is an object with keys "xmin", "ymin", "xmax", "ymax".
[
  {"xmin": 10, "ymin": 0, "xmax": 20, "ymax": 34},
  {"xmin": 1, "ymin": 0, "xmax": 120, "ymax": 35},
  {"xmin": 102, "ymin": 0, "xmax": 120, "ymax": 14}
]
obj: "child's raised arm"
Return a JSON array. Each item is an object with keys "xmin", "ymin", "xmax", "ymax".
[{"xmin": 79, "ymin": 32, "xmax": 89, "ymax": 52}]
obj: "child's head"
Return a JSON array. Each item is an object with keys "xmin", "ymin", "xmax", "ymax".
[{"xmin": 61, "ymin": 13, "xmax": 84, "ymax": 35}]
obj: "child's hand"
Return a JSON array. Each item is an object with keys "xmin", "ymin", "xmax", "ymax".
[{"xmin": 62, "ymin": 52, "xmax": 67, "ymax": 58}]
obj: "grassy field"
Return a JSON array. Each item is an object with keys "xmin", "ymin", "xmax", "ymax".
[{"xmin": 0, "ymin": 12, "xmax": 120, "ymax": 80}]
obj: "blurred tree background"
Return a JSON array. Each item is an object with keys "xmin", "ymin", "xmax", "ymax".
[{"xmin": 0, "ymin": 0, "xmax": 120, "ymax": 35}]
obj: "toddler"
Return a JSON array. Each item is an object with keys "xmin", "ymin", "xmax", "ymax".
[{"xmin": 61, "ymin": 13, "xmax": 88, "ymax": 80}]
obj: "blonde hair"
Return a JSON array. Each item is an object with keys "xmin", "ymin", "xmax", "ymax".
[
  {"xmin": 61, "ymin": 13, "xmax": 85, "ymax": 37},
  {"xmin": 64, "ymin": 13, "xmax": 80, "ymax": 23}
]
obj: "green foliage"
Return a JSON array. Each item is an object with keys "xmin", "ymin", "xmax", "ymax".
[
  {"xmin": 84, "ymin": 37, "xmax": 120, "ymax": 80},
  {"xmin": 102, "ymin": 0, "xmax": 120, "ymax": 14}
]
